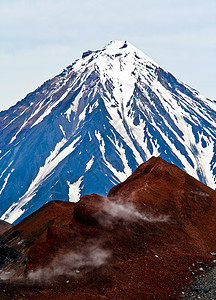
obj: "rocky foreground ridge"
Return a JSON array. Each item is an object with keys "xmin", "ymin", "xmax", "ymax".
[{"xmin": 1, "ymin": 157, "xmax": 216, "ymax": 299}]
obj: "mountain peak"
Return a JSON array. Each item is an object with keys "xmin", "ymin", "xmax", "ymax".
[
  {"xmin": 1, "ymin": 41, "xmax": 216, "ymax": 224},
  {"xmin": 76, "ymin": 40, "xmax": 160, "ymax": 110},
  {"xmin": 80, "ymin": 40, "xmax": 158, "ymax": 70},
  {"xmin": 103, "ymin": 40, "xmax": 158, "ymax": 65}
]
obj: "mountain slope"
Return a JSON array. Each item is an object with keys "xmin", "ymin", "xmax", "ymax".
[{"xmin": 0, "ymin": 41, "xmax": 216, "ymax": 223}]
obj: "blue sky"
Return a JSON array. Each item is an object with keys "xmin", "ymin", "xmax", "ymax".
[{"xmin": 0, "ymin": 0, "xmax": 215, "ymax": 111}]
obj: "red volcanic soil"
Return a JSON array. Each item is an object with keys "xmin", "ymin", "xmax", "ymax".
[
  {"xmin": 1, "ymin": 157, "xmax": 216, "ymax": 299},
  {"xmin": 0, "ymin": 201, "xmax": 75, "ymax": 278},
  {"xmin": 1, "ymin": 200, "xmax": 75, "ymax": 244}
]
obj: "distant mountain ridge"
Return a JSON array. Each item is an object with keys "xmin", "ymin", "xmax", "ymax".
[{"xmin": 1, "ymin": 40, "xmax": 216, "ymax": 223}]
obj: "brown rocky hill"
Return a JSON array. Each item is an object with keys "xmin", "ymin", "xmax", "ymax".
[
  {"xmin": 0, "ymin": 201, "xmax": 75, "ymax": 279},
  {"xmin": 1, "ymin": 156, "xmax": 216, "ymax": 299}
]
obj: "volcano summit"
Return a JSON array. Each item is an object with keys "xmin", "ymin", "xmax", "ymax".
[{"xmin": 0, "ymin": 41, "xmax": 216, "ymax": 223}]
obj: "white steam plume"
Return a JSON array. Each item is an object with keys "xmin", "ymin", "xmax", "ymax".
[
  {"xmin": 27, "ymin": 242, "xmax": 110, "ymax": 283},
  {"xmin": 96, "ymin": 198, "xmax": 169, "ymax": 226}
]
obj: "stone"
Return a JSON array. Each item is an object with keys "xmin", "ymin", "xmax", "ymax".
[{"xmin": 203, "ymin": 285, "xmax": 211, "ymax": 293}]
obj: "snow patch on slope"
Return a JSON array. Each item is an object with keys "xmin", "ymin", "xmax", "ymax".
[
  {"xmin": 85, "ymin": 156, "xmax": 94, "ymax": 172},
  {"xmin": 0, "ymin": 169, "xmax": 14, "ymax": 196},
  {"xmin": 67, "ymin": 176, "xmax": 83, "ymax": 202}
]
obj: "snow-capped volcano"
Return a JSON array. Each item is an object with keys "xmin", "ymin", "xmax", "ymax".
[{"xmin": 1, "ymin": 40, "xmax": 216, "ymax": 223}]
